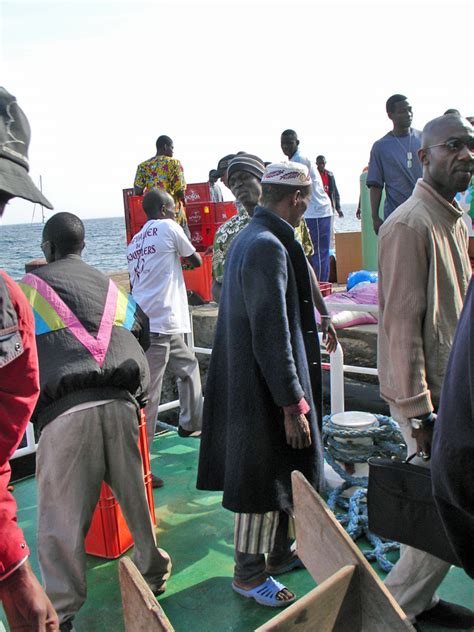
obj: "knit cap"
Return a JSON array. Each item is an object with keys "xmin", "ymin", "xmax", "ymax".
[{"xmin": 227, "ymin": 153, "xmax": 266, "ymax": 182}]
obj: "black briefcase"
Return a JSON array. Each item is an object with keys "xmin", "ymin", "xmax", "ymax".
[{"xmin": 367, "ymin": 456, "xmax": 459, "ymax": 566}]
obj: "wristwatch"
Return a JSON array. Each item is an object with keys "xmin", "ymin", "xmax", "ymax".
[{"xmin": 409, "ymin": 412, "xmax": 436, "ymax": 430}]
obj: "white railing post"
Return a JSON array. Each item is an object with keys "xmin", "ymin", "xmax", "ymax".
[
  {"xmin": 319, "ymin": 333, "xmax": 345, "ymax": 415},
  {"xmin": 10, "ymin": 422, "xmax": 37, "ymax": 460},
  {"xmin": 329, "ymin": 343, "xmax": 345, "ymax": 415},
  {"xmin": 185, "ymin": 306, "xmax": 195, "ymax": 350}
]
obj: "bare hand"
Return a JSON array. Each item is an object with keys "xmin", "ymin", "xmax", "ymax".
[
  {"xmin": 0, "ymin": 561, "xmax": 59, "ymax": 631},
  {"xmin": 356, "ymin": 207, "xmax": 361, "ymax": 220},
  {"xmin": 284, "ymin": 412, "xmax": 312, "ymax": 450},
  {"xmin": 321, "ymin": 319, "xmax": 338, "ymax": 353},
  {"xmin": 411, "ymin": 425, "xmax": 434, "ymax": 461},
  {"xmin": 372, "ymin": 216, "xmax": 384, "ymax": 235},
  {"xmin": 337, "ymin": 209, "xmax": 344, "ymax": 218}
]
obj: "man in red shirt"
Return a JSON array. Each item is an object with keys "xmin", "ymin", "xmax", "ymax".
[
  {"xmin": 0, "ymin": 87, "xmax": 59, "ymax": 631},
  {"xmin": 316, "ymin": 155, "xmax": 343, "ymax": 218}
]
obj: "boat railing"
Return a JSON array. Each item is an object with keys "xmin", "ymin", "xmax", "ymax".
[
  {"xmin": 11, "ymin": 303, "xmax": 379, "ymax": 460},
  {"xmin": 324, "ymin": 301, "xmax": 379, "ymax": 381},
  {"xmin": 10, "ymin": 422, "xmax": 37, "ymax": 460}
]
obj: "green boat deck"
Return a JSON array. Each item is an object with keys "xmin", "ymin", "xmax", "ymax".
[{"xmin": 1, "ymin": 431, "xmax": 473, "ymax": 631}]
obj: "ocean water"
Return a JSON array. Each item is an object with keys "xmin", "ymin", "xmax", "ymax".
[
  {"xmin": 336, "ymin": 203, "xmax": 360, "ymax": 232},
  {"xmin": 1, "ymin": 205, "xmax": 359, "ymax": 281},
  {"xmin": 1, "ymin": 217, "xmax": 128, "ymax": 280}
]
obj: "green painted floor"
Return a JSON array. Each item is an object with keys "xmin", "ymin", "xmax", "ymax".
[{"xmin": 1, "ymin": 431, "xmax": 473, "ymax": 631}]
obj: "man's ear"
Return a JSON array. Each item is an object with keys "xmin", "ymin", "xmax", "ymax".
[
  {"xmin": 47, "ymin": 241, "xmax": 56, "ymax": 262},
  {"xmin": 418, "ymin": 147, "xmax": 428, "ymax": 166}
]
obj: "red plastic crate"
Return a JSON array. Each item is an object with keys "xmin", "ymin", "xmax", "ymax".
[
  {"xmin": 319, "ymin": 282, "xmax": 333, "ymax": 297},
  {"xmin": 184, "ymin": 182, "xmax": 211, "ymax": 205},
  {"xmin": 124, "ymin": 195, "xmax": 147, "ymax": 244},
  {"xmin": 123, "ymin": 187, "xmax": 234, "ymax": 246},
  {"xmin": 85, "ymin": 410, "xmax": 156, "ymax": 559},
  {"xmin": 213, "ymin": 201, "xmax": 237, "ymax": 224},
  {"xmin": 186, "ymin": 202, "xmax": 214, "ymax": 226},
  {"xmin": 84, "ymin": 484, "xmax": 133, "ymax": 558},
  {"xmin": 123, "ymin": 189, "xmax": 135, "ymax": 244},
  {"xmin": 186, "ymin": 202, "xmax": 237, "ymax": 226},
  {"xmin": 183, "ymin": 253, "xmax": 213, "ymax": 302},
  {"xmin": 123, "ymin": 188, "xmax": 134, "ymax": 215},
  {"xmin": 189, "ymin": 224, "xmax": 218, "ymax": 251}
]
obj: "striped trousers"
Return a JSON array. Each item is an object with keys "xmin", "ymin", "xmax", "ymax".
[{"xmin": 233, "ymin": 511, "xmax": 294, "ymax": 583}]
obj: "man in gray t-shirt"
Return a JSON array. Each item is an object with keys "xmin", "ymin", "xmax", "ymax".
[{"xmin": 367, "ymin": 94, "xmax": 422, "ymax": 234}]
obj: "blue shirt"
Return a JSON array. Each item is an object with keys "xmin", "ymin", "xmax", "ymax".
[
  {"xmin": 290, "ymin": 150, "xmax": 332, "ymax": 219},
  {"xmin": 367, "ymin": 129, "xmax": 422, "ymax": 219}
]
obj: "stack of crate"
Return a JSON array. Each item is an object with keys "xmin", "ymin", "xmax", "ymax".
[
  {"xmin": 184, "ymin": 183, "xmax": 237, "ymax": 301},
  {"xmin": 186, "ymin": 200, "xmax": 237, "ymax": 251},
  {"xmin": 184, "ymin": 182, "xmax": 237, "ymax": 252}
]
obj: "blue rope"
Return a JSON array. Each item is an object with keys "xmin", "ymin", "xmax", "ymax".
[{"xmin": 323, "ymin": 414, "xmax": 406, "ymax": 572}]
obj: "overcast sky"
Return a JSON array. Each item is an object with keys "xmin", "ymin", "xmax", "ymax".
[{"xmin": 1, "ymin": 0, "xmax": 473, "ymax": 225}]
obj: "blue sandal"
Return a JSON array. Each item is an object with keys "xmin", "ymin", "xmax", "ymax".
[{"xmin": 232, "ymin": 576, "xmax": 296, "ymax": 607}]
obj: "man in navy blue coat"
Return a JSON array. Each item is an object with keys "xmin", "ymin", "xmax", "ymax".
[
  {"xmin": 432, "ymin": 279, "xmax": 474, "ymax": 579},
  {"xmin": 197, "ymin": 162, "xmax": 324, "ymax": 607}
]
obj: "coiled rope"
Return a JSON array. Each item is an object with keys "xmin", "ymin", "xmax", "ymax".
[{"xmin": 323, "ymin": 414, "xmax": 406, "ymax": 572}]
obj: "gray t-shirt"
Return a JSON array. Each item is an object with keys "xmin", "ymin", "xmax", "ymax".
[{"xmin": 367, "ymin": 129, "xmax": 422, "ymax": 219}]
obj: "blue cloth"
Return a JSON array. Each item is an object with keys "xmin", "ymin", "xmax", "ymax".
[
  {"xmin": 432, "ymin": 278, "xmax": 474, "ymax": 578},
  {"xmin": 367, "ymin": 130, "xmax": 422, "ymax": 219},
  {"xmin": 197, "ymin": 206, "xmax": 324, "ymax": 514},
  {"xmin": 290, "ymin": 150, "xmax": 332, "ymax": 219},
  {"xmin": 306, "ymin": 216, "xmax": 332, "ymax": 282}
]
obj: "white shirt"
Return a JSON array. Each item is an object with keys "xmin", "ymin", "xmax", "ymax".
[
  {"xmin": 290, "ymin": 150, "xmax": 332, "ymax": 219},
  {"xmin": 210, "ymin": 182, "xmax": 224, "ymax": 202},
  {"xmin": 127, "ymin": 219, "xmax": 195, "ymax": 334}
]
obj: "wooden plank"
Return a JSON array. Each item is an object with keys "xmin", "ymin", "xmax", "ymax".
[
  {"xmin": 332, "ymin": 567, "xmax": 361, "ymax": 632},
  {"xmin": 292, "ymin": 471, "xmax": 415, "ymax": 631},
  {"xmin": 335, "ymin": 232, "xmax": 362, "ymax": 284},
  {"xmin": 256, "ymin": 565, "xmax": 355, "ymax": 632},
  {"xmin": 119, "ymin": 558, "xmax": 174, "ymax": 632}
]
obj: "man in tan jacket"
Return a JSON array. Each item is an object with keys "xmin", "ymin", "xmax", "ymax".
[{"xmin": 378, "ymin": 113, "xmax": 474, "ymax": 628}]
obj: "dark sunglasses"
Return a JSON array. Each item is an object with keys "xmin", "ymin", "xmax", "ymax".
[{"xmin": 425, "ymin": 137, "xmax": 474, "ymax": 152}]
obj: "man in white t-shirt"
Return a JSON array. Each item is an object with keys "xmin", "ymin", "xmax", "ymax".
[
  {"xmin": 281, "ymin": 130, "xmax": 333, "ymax": 281},
  {"xmin": 128, "ymin": 189, "xmax": 203, "ymax": 487}
]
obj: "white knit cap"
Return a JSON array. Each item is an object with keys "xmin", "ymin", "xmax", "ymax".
[{"xmin": 261, "ymin": 161, "xmax": 311, "ymax": 186}]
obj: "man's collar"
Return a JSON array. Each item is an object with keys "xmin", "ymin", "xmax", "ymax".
[
  {"xmin": 54, "ymin": 254, "xmax": 83, "ymax": 263},
  {"xmin": 253, "ymin": 205, "xmax": 297, "ymax": 238},
  {"xmin": 415, "ymin": 180, "xmax": 464, "ymax": 219},
  {"xmin": 391, "ymin": 127, "xmax": 412, "ymax": 137}
]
